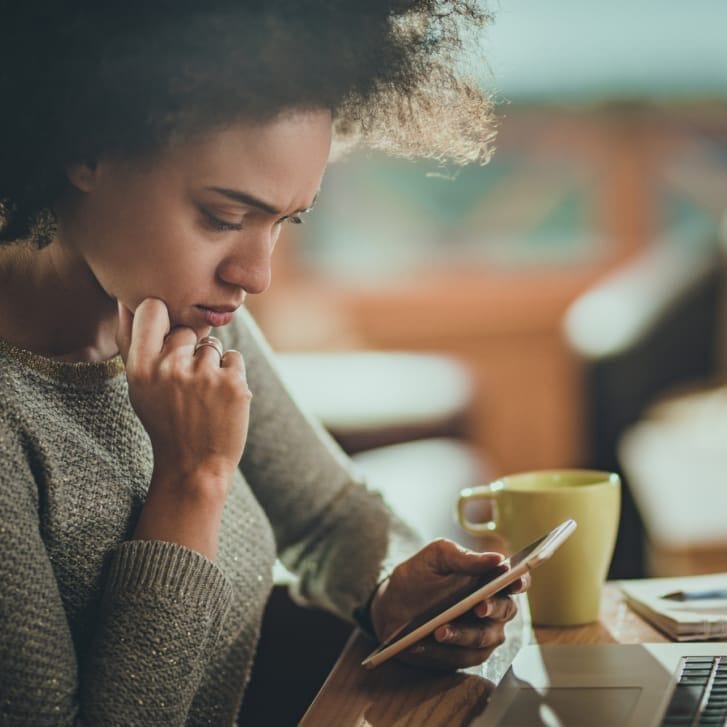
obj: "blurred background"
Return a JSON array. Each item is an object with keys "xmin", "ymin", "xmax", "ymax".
[{"xmin": 249, "ymin": 0, "xmax": 727, "ymax": 580}]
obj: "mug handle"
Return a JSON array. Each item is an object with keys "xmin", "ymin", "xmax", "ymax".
[{"xmin": 457, "ymin": 484, "xmax": 500, "ymax": 535}]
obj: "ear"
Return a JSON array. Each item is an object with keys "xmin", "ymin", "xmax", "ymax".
[{"xmin": 65, "ymin": 160, "xmax": 100, "ymax": 193}]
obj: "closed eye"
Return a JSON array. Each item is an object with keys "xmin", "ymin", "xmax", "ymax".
[{"xmin": 202, "ymin": 210, "xmax": 244, "ymax": 232}]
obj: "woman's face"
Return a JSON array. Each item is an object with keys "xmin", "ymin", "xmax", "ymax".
[{"xmin": 59, "ymin": 109, "xmax": 331, "ymax": 334}]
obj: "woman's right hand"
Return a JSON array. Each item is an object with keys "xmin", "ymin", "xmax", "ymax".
[{"xmin": 115, "ymin": 297, "xmax": 252, "ymax": 558}]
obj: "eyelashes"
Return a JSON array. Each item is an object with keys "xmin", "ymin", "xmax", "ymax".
[
  {"xmin": 203, "ymin": 211, "xmax": 244, "ymax": 232},
  {"xmin": 202, "ymin": 209, "xmax": 305, "ymax": 232}
]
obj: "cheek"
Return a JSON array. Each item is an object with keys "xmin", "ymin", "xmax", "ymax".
[{"xmin": 84, "ymin": 221, "xmax": 210, "ymax": 306}]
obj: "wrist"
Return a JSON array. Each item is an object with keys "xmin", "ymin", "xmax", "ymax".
[
  {"xmin": 133, "ymin": 468, "xmax": 232, "ymax": 560},
  {"xmin": 151, "ymin": 456, "xmax": 235, "ymax": 499}
]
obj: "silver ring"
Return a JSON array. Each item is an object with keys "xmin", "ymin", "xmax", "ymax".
[{"xmin": 194, "ymin": 335, "xmax": 224, "ymax": 359}]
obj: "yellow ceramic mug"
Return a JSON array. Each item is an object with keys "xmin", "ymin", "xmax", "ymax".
[{"xmin": 457, "ymin": 469, "xmax": 620, "ymax": 626}]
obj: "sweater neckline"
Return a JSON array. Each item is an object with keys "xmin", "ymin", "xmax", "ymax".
[{"xmin": 0, "ymin": 337, "xmax": 125, "ymax": 384}]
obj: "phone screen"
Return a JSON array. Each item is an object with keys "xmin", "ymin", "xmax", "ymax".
[{"xmin": 370, "ymin": 529, "xmax": 553, "ymax": 653}]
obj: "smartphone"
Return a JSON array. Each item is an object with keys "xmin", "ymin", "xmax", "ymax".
[{"xmin": 361, "ymin": 518, "xmax": 577, "ymax": 669}]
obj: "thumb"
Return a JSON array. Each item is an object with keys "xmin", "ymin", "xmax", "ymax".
[
  {"xmin": 115, "ymin": 299, "xmax": 133, "ymax": 363},
  {"xmin": 427, "ymin": 539, "xmax": 506, "ymax": 577}
]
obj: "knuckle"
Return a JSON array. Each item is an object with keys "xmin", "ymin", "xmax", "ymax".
[
  {"xmin": 494, "ymin": 596, "xmax": 510, "ymax": 618},
  {"xmin": 233, "ymin": 388, "xmax": 253, "ymax": 407},
  {"xmin": 159, "ymin": 355, "xmax": 187, "ymax": 381},
  {"xmin": 496, "ymin": 596, "xmax": 511, "ymax": 619},
  {"xmin": 224, "ymin": 347, "xmax": 244, "ymax": 361},
  {"xmin": 225, "ymin": 364, "xmax": 246, "ymax": 381},
  {"xmin": 425, "ymin": 538, "xmax": 450, "ymax": 559},
  {"xmin": 481, "ymin": 624, "xmax": 505, "ymax": 649},
  {"xmin": 127, "ymin": 365, "xmax": 152, "ymax": 387},
  {"xmin": 226, "ymin": 376, "xmax": 252, "ymax": 401},
  {"xmin": 168, "ymin": 328, "xmax": 197, "ymax": 347}
]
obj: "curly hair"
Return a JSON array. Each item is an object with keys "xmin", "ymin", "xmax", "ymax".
[{"xmin": 0, "ymin": 1, "xmax": 496, "ymax": 246}]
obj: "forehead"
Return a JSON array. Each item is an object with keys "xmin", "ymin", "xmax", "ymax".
[{"xmin": 165, "ymin": 110, "xmax": 333, "ymax": 204}]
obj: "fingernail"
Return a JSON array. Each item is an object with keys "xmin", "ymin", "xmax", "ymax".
[
  {"xmin": 476, "ymin": 602, "xmax": 491, "ymax": 618},
  {"xmin": 435, "ymin": 626, "xmax": 451, "ymax": 642}
]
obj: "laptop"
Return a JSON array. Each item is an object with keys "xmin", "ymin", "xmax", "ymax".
[{"xmin": 472, "ymin": 642, "xmax": 727, "ymax": 726}]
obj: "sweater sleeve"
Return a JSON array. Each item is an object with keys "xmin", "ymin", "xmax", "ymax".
[
  {"xmin": 228, "ymin": 308, "xmax": 423, "ymax": 620},
  {"xmin": 0, "ymin": 414, "xmax": 233, "ymax": 726}
]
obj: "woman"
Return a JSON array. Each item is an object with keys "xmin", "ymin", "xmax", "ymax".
[{"xmin": 0, "ymin": 2, "xmax": 525, "ymax": 724}]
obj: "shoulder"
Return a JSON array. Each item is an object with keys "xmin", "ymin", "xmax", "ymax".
[{"xmin": 0, "ymin": 403, "xmax": 39, "ymax": 508}]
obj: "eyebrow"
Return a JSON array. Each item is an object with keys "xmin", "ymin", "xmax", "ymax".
[{"xmin": 206, "ymin": 186, "xmax": 318, "ymax": 217}]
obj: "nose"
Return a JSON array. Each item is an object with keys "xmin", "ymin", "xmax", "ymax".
[{"xmin": 216, "ymin": 228, "xmax": 275, "ymax": 295}]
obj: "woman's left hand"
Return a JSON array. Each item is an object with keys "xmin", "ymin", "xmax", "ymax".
[{"xmin": 369, "ymin": 539, "xmax": 529, "ymax": 670}]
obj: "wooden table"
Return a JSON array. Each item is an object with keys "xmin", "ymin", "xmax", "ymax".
[{"xmin": 300, "ymin": 584, "xmax": 667, "ymax": 726}]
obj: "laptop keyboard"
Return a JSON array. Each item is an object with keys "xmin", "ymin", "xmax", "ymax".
[{"xmin": 661, "ymin": 656, "xmax": 727, "ymax": 726}]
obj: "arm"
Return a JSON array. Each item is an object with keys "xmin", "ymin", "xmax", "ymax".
[
  {"xmin": 227, "ymin": 307, "xmax": 422, "ymax": 619},
  {"xmin": 0, "ymin": 415, "xmax": 232, "ymax": 725},
  {"xmin": 227, "ymin": 309, "xmax": 526, "ymax": 670},
  {"xmin": 115, "ymin": 299, "xmax": 252, "ymax": 560}
]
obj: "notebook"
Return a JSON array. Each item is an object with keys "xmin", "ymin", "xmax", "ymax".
[
  {"xmin": 472, "ymin": 642, "xmax": 727, "ymax": 726},
  {"xmin": 619, "ymin": 573, "xmax": 727, "ymax": 641}
]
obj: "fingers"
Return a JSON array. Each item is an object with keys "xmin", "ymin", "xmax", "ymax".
[
  {"xmin": 425, "ymin": 539, "xmax": 506, "ymax": 577},
  {"xmin": 401, "ymin": 628, "xmax": 507, "ymax": 671},
  {"xmin": 162, "ymin": 326, "xmax": 198, "ymax": 354},
  {"xmin": 406, "ymin": 644, "xmax": 494, "ymax": 671},
  {"xmin": 505, "ymin": 573, "xmax": 531, "ymax": 595},
  {"xmin": 192, "ymin": 335, "xmax": 225, "ymax": 368},
  {"xmin": 115, "ymin": 299, "xmax": 134, "ymax": 363},
  {"xmin": 190, "ymin": 340, "xmax": 247, "ymax": 381},
  {"xmin": 126, "ymin": 298, "xmax": 171, "ymax": 373},
  {"xmin": 472, "ymin": 573, "xmax": 529, "ymax": 613},
  {"xmin": 220, "ymin": 349, "xmax": 245, "ymax": 374},
  {"xmin": 432, "ymin": 598, "xmax": 515, "ymax": 649},
  {"xmin": 434, "ymin": 621, "xmax": 509, "ymax": 651},
  {"xmin": 473, "ymin": 593, "xmax": 518, "ymax": 621},
  {"xmin": 395, "ymin": 598, "xmax": 515, "ymax": 670},
  {"xmin": 115, "ymin": 298, "xmax": 252, "ymax": 494}
]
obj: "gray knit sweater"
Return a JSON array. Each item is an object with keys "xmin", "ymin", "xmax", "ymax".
[{"xmin": 0, "ymin": 307, "xmax": 419, "ymax": 726}]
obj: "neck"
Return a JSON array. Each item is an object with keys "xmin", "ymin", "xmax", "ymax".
[{"xmin": 0, "ymin": 240, "xmax": 119, "ymax": 362}]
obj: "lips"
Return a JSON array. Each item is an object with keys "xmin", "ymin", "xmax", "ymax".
[
  {"xmin": 195, "ymin": 304, "xmax": 239, "ymax": 327},
  {"xmin": 198, "ymin": 304, "xmax": 239, "ymax": 313}
]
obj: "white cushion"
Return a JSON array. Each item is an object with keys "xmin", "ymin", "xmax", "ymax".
[
  {"xmin": 352, "ymin": 437, "xmax": 488, "ymax": 544},
  {"xmin": 275, "ymin": 351, "xmax": 473, "ymax": 433},
  {"xmin": 619, "ymin": 386, "xmax": 727, "ymax": 547}
]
